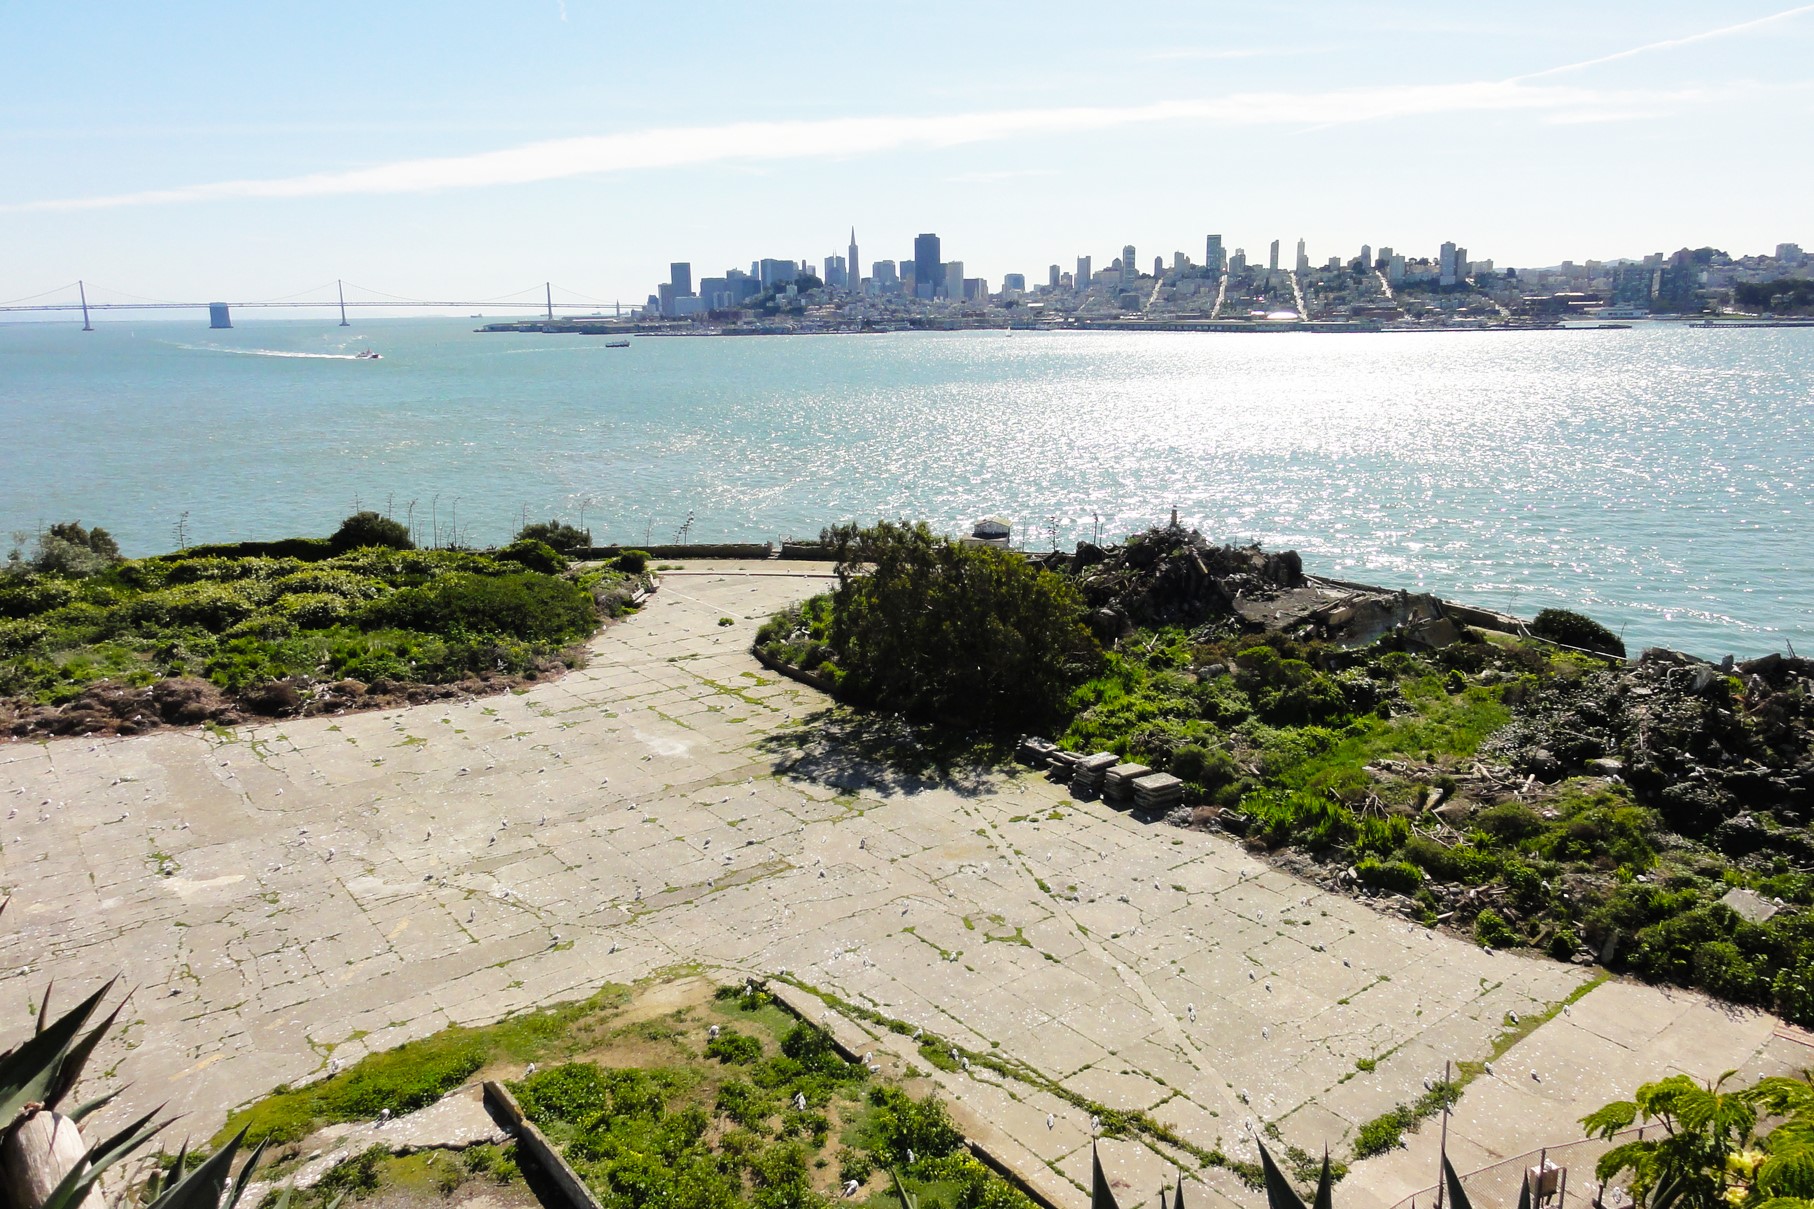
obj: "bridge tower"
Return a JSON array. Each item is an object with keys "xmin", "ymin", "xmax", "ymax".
[
  {"xmin": 545, "ymin": 282, "xmax": 553, "ymax": 321},
  {"xmin": 208, "ymin": 303, "xmax": 232, "ymax": 329},
  {"xmin": 78, "ymin": 280, "xmax": 92, "ymax": 331},
  {"xmin": 337, "ymin": 280, "xmax": 350, "ymax": 327}
]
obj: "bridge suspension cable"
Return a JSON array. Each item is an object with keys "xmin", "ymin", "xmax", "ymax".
[{"xmin": 0, "ymin": 282, "xmax": 80, "ymax": 307}]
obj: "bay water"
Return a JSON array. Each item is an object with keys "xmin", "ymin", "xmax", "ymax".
[{"xmin": 2, "ymin": 318, "xmax": 1808, "ymax": 658}]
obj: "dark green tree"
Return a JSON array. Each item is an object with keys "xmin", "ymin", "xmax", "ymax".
[
  {"xmin": 821, "ymin": 521, "xmax": 1101, "ymax": 731},
  {"xmin": 514, "ymin": 520, "xmax": 591, "ymax": 553},
  {"xmin": 328, "ymin": 511, "xmax": 414, "ymax": 554}
]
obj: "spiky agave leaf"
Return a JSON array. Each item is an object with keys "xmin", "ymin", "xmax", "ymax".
[
  {"xmin": 1312, "ymin": 1149, "xmax": 1333, "ymax": 1209},
  {"xmin": 0, "ymin": 980, "xmax": 118, "ymax": 1129},
  {"xmin": 1517, "ymin": 1168, "xmax": 1532, "ymax": 1209},
  {"xmin": 1441, "ymin": 1155, "xmax": 1476, "ymax": 1209},
  {"xmin": 1092, "ymin": 1142, "xmax": 1121, "ymax": 1209},
  {"xmin": 37, "ymin": 1106, "xmax": 167, "ymax": 1209},
  {"xmin": 146, "ymin": 1130, "xmax": 249, "ymax": 1209},
  {"xmin": 1255, "ymin": 1140, "xmax": 1307, "ymax": 1209},
  {"xmin": 45, "ymin": 997, "xmax": 130, "ymax": 1114},
  {"xmin": 66, "ymin": 1086, "xmax": 127, "ymax": 1125}
]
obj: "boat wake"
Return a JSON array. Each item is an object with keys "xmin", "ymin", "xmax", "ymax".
[{"xmin": 174, "ymin": 342, "xmax": 370, "ymax": 360}]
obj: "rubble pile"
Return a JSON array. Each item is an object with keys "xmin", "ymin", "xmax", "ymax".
[
  {"xmin": 1042, "ymin": 524, "xmax": 1304, "ymax": 635},
  {"xmin": 1484, "ymin": 648, "xmax": 1814, "ymax": 846}
]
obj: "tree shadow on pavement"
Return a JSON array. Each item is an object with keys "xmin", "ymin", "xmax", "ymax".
[{"xmin": 755, "ymin": 706, "xmax": 1014, "ymax": 798}]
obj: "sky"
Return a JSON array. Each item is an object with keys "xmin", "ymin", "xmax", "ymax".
[{"xmin": 4, "ymin": 1, "xmax": 1812, "ymax": 310}]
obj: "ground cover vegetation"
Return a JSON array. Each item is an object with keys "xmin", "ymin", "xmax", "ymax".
[
  {"xmin": 220, "ymin": 978, "xmax": 1029, "ymax": 1209},
  {"xmin": 0, "ymin": 514, "xmax": 645, "ymax": 737},
  {"xmin": 757, "ymin": 523, "xmax": 1814, "ymax": 1023}
]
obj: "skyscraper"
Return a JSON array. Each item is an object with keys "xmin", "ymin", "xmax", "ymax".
[
  {"xmin": 1048, "ymin": 264, "xmax": 1061, "ymax": 289},
  {"xmin": 1076, "ymin": 255, "xmax": 1092, "ymax": 291},
  {"xmin": 823, "ymin": 255, "xmax": 846, "ymax": 287},
  {"xmin": 1439, "ymin": 241, "xmax": 1459, "ymax": 286},
  {"xmin": 1268, "ymin": 240, "xmax": 1280, "ymax": 283},
  {"xmin": 1359, "ymin": 244, "xmax": 1373, "ymax": 269},
  {"xmin": 943, "ymin": 261, "xmax": 964, "ymax": 301},
  {"xmin": 848, "ymin": 228, "xmax": 860, "ymax": 292},
  {"xmin": 913, "ymin": 233, "xmax": 941, "ymax": 300},
  {"xmin": 670, "ymin": 263, "xmax": 692, "ymax": 295},
  {"xmin": 1205, "ymin": 234, "xmax": 1225, "ymax": 277},
  {"xmin": 1121, "ymin": 245, "xmax": 1136, "ymax": 286},
  {"xmin": 1294, "ymin": 239, "xmax": 1309, "ymax": 274}
]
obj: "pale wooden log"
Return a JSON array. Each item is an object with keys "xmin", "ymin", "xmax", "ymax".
[{"xmin": 1, "ymin": 1110, "xmax": 95, "ymax": 1209}]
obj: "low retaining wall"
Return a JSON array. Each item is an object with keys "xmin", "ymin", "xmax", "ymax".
[
  {"xmin": 778, "ymin": 542, "xmax": 833, "ymax": 560},
  {"xmin": 751, "ymin": 644, "xmax": 838, "ymax": 694},
  {"xmin": 575, "ymin": 542, "xmax": 773, "ymax": 560},
  {"xmin": 481, "ymin": 1081, "xmax": 603, "ymax": 1209}
]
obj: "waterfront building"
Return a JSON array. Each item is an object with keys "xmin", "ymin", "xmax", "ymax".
[
  {"xmin": 848, "ymin": 228, "xmax": 860, "ymax": 291},
  {"xmin": 1121, "ymin": 244, "xmax": 1136, "ymax": 286},
  {"xmin": 943, "ymin": 261, "xmax": 965, "ymax": 301},
  {"xmin": 1048, "ymin": 264, "xmax": 1061, "ymax": 289},
  {"xmin": 670, "ymin": 263, "xmax": 692, "ymax": 296},
  {"xmin": 1295, "ymin": 239, "xmax": 1309, "ymax": 274},
  {"xmin": 1205, "ymin": 234, "xmax": 1225, "ymax": 276},
  {"xmin": 698, "ymin": 276, "xmax": 729, "ymax": 309},
  {"xmin": 914, "ymin": 233, "xmax": 942, "ymax": 300},
  {"xmin": 657, "ymin": 282, "xmax": 675, "ymax": 316},
  {"xmin": 1076, "ymin": 255, "xmax": 1092, "ymax": 291}
]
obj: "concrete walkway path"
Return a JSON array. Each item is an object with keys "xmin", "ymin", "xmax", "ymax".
[{"xmin": 1, "ymin": 564, "xmax": 1799, "ymax": 1209}]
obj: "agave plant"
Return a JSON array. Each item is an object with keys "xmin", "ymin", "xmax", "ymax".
[
  {"xmin": 0, "ymin": 899, "xmax": 270, "ymax": 1209},
  {"xmin": 1254, "ymin": 1138, "xmax": 1530, "ymax": 1209}
]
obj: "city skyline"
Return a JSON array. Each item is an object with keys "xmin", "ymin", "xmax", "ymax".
[{"xmin": 4, "ymin": 3, "xmax": 1813, "ymax": 303}]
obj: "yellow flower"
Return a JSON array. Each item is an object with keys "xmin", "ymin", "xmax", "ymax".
[{"xmin": 1723, "ymin": 1185, "xmax": 1748, "ymax": 1206}]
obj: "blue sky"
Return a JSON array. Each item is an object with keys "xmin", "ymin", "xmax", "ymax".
[{"xmin": 4, "ymin": 2, "xmax": 1811, "ymax": 307}]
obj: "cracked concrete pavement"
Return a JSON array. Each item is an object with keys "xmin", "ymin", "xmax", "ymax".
[{"xmin": 2, "ymin": 563, "xmax": 1803, "ymax": 1209}]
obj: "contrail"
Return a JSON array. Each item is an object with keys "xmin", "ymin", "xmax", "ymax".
[{"xmin": 1514, "ymin": 3, "xmax": 1814, "ymax": 80}]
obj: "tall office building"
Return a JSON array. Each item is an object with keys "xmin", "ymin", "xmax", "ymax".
[
  {"xmin": 872, "ymin": 260, "xmax": 899, "ymax": 292},
  {"xmin": 1205, "ymin": 234, "xmax": 1225, "ymax": 277},
  {"xmin": 1294, "ymin": 239, "xmax": 1309, "ymax": 274},
  {"xmin": 822, "ymin": 255, "xmax": 846, "ymax": 288},
  {"xmin": 1455, "ymin": 247, "xmax": 1469, "ymax": 280},
  {"xmin": 1172, "ymin": 251, "xmax": 1188, "ymax": 274},
  {"xmin": 1048, "ymin": 264, "xmax": 1061, "ymax": 289},
  {"xmin": 670, "ymin": 263, "xmax": 692, "ymax": 296},
  {"xmin": 1268, "ymin": 240, "xmax": 1280, "ymax": 282},
  {"xmin": 1387, "ymin": 254, "xmax": 1406, "ymax": 285},
  {"xmin": 1121, "ymin": 244, "xmax": 1137, "ymax": 286},
  {"xmin": 1002, "ymin": 273, "xmax": 1026, "ymax": 294},
  {"xmin": 759, "ymin": 258, "xmax": 798, "ymax": 289},
  {"xmin": 913, "ymin": 233, "xmax": 942, "ymax": 299},
  {"xmin": 1153, "ymin": 256, "xmax": 1165, "ymax": 278},
  {"xmin": 1439, "ymin": 241, "xmax": 1459, "ymax": 286},
  {"xmin": 1229, "ymin": 248, "xmax": 1247, "ymax": 274},
  {"xmin": 848, "ymin": 229, "xmax": 860, "ymax": 292},
  {"xmin": 1359, "ymin": 244, "xmax": 1373, "ymax": 269},
  {"xmin": 943, "ymin": 261, "xmax": 964, "ymax": 301},
  {"xmin": 1076, "ymin": 255, "xmax": 1092, "ymax": 291}
]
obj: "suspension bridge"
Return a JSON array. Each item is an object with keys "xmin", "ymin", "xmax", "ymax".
[{"xmin": 0, "ymin": 280, "xmax": 643, "ymax": 329}]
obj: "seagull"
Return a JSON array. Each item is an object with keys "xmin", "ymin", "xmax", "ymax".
[
  {"xmin": 842, "ymin": 1179, "xmax": 860, "ymax": 1197},
  {"xmin": 1239, "ymin": 1089, "xmax": 1249, "ymax": 1104},
  {"xmin": 1424, "ymin": 1077, "xmax": 1434, "ymax": 1091},
  {"xmin": 1484, "ymin": 1062, "xmax": 1495, "ymax": 1076},
  {"xmin": 961, "ymin": 1057, "xmax": 970, "ymax": 1072},
  {"xmin": 1090, "ymin": 1116, "xmax": 1100, "ymax": 1135},
  {"xmin": 1262, "ymin": 1027, "xmax": 1270, "ymax": 1040},
  {"xmin": 1532, "ymin": 1071, "xmax": 1542, "ymax": 1083},
  {"xmin": 1509, "ymin": 1011, "xmax": 1520, "ymax": 1024},
  {"xmin": 1248, "ymin": 971, "xmax": 1256, "ymax": 981},
  {"xmin": 1186, "ymin": 1003, "xmax": 1196, "ymax": 1022},
  {"xmin": 525, "ymin": 1063, "xmax": 537, "ymax": 1077},
  {"xmin": 709, "ymin": 1025, "xmax": 721, "ymax": 1038},
  {"xmin": 329, "ymin": 1058, "xmax": 341, "ymax": 1074},
  {"xmin": 911, "ymin": 1028, "xmax": 922, "ymax": 1041},
  {"xmin": 794, "ymin": 1092, "xmax": 807, "ymax": 1110},
  {"xmin": 1047, "ymin": 1113, "xmax": 1055, "ymax": 1130},
  {"xmin": 907, "ymin": 1150, "xmax": 915, "ymax": 1165}
]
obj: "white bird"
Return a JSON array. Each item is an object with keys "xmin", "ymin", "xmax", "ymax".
[
  {"xmin": 1264, "ymin": 981, "xmax": 1272, "ymax": 992},
  {"xmin": 961, "ymin": 1057, "xmax": 970, "ymax": 1072},
  {"xmin": 1509, "ymin": 1011, "xmax": 1520, "ymax": 1024},
  {"xmin": 842, "ymin": 1179, "xmax": 860, "ymax": 1197},
  {"xmin": 1046, "ymin": 1113, "xmax": 1055, "ymax": 1130},
  {"xmin": 379, "ymin": 1108, "xmax": 391, "ymax": 1124},
  {"xmin": 1186, "ymin": 1003, "xmax": 1196, "ymax": 1022},
  {"xmin": 1423, "ymin": 1077, "xmax": 1434, "ymax": 1091},
  {"xmin": 858, "ymin": 838, "xmax": 866, "ymax": 850},
  {"xmin": 1248, "ymin": 971, "xmax": 1256, "ymax": 981},
  {"xmin": 907, "ymin": 1150, "xmax": 915, "ymax": 1165},
  {"xmin": 329, "ymin": 1058, "xmax": 341, "ymax": 1074},
  {"xmin": 525, "ymin": 1063, "xmax": 537, "ymax": 1076},
  {"xmin": 794, "ymin": 1092, "xmax": 807, "ymax": 1110},
  {"xmin": 1239, "ymin": 1089, "xmax": 1250, "ymax": 1104},
  {"xmin": 1090, "ymin": 1116, "xmax": 1100, "ymax": 1135},
  {"xmin": 1484, "ymin": 1062, "xmax": 1495, "ymax": 1076},
  {"xmin": 1262, "ymin": 1027, "xmax": 1270, "ymax": 1040},
  {"xmin": 709, "ymin": 1025, "xmax": 721, "ymax": 1038},
  {"xmin": 911, "ymin": 1028, "xmax": 922, "ymax": 1041}
]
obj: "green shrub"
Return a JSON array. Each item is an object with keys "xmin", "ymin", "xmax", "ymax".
[
  {"xmin": 1529, "ymin": 608, "xmax": 1625, "ymax": 657},
  {"xmin": 615, "ymin": 549, "xmax": 651, "ymax": 574},
  {"xmin": 317, "ymin": 1145, "xmax": 387, "ymax": 1199},
  {"xmin": 496, "ymin": 539, "xmax": 566, "ymax": 575},
  {"xmin": 515, "ymin": 520, "xmax": 591, "ymax": 554},
  {"xmin": 364, "ymin": 573, "xmax": 597, "ymax": 643},
  {"xmin": 1475, "ymin": 909, "xmax": 1518, "ymax": 949},
  {"xmin": 514, "ymin": 1063, "xmax": 612, "ymax": 1125},
  {"xmin": 1352, "ymin": 1107, "xmax": 1413, "ymax": 1157},
  {"xmin": 706, "ymin": 1029, "xmax": 763, "ymax": 1065},
  {"xmin": 1356, "ymin": 858, "xmax": 1423, "ymax": 895},
  {"xmin": 329, "ymin": 511, "xmax": 415, "ymax": 554}
]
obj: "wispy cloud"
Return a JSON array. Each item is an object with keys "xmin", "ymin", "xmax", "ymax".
[
  {"xmin": 1143, "ymin": 46, "xmax": 1326, "ymax": 62},
  {"xmin": 1515, "ymin": 3, "xmax": 1814, "ymax": 80},
  {"xmin": 0, "ymin": 81, "xmax": 1701, "ymax": 213}
]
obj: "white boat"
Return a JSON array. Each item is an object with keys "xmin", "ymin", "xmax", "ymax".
[{"xmin": 355, "ymin": 349, "xmax": 381, "ymax": 360}]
